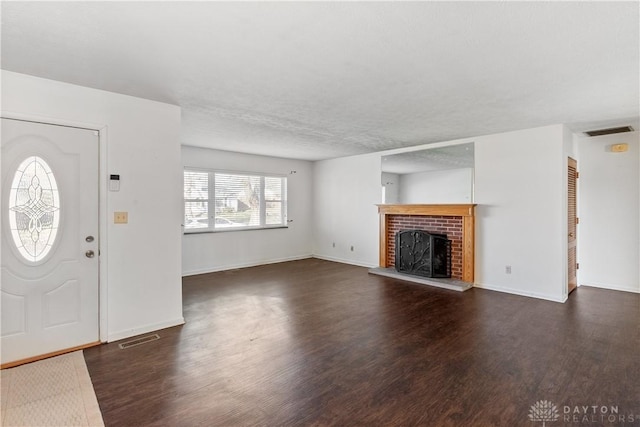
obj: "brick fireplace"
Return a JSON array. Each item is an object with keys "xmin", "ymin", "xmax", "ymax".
[{"xmin": 377, "ymin": 204, "xmax": 476, "ymax": 283}]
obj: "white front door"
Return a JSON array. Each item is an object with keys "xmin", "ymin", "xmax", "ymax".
[{"xmin": 1, "ymin": 118, "xmax": 100, "ymax": 365}]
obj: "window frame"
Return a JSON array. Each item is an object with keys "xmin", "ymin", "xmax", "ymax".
[{"xmin": 183, "ymin": 167, "xmax": 288, "ymax": 234}]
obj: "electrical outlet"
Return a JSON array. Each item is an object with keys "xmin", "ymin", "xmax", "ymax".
[
  {"xmin": 350, "ymin": 246, "xmax": 354, "ymax": 252},
  {"xmin": 332, "ymin": 242, "xmax": 335, "ymax": 248},
  {"xmin": 505, "ymin": 265, "xmax": 512, "ymax": 274},
  {"xmin": 114, "ymin": 212, "xmax": 128, "ymax": 224}
]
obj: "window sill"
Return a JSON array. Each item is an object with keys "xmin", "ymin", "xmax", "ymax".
[{"xmin": 183, "ymin": 225, "xmax": 289, "ymax": 235}]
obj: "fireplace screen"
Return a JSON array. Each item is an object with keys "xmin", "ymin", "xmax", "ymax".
[{"xmin": 395, "ymin": 230, "xmax": 451, "ymax": 278}]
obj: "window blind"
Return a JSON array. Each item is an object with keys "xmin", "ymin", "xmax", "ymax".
[{"xmin": 184, "ymin": 169, "xmax": 287, "ymax": 232}]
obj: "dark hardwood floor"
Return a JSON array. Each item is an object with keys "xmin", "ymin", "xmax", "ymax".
[{"xmin": 84, "ymin": 258, "xmax": 640, "ymax": 426}]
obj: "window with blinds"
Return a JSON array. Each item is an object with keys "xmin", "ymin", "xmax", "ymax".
[{"xmin": 184, "ymin": 168, "xmax": 287, "ymax": 232}]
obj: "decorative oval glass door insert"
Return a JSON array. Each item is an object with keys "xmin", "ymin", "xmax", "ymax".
[{"xmin": 8, "ymin": 156, "xmax": 60, "ymax": 262}]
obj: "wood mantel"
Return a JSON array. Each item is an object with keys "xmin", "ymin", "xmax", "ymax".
[{"xmin": 377, "ymin": 204, "xmax": 476, "ymax": 283}]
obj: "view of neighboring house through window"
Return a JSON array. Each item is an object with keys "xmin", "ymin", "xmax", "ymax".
[{"xmin": 184, "ymin": 168, "xmax": 287, "ymax": 232}]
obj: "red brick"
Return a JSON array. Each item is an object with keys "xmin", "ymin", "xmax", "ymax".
[{"xmin": 386, "ymin": 213, "xmax": 464, "ymax": 279}]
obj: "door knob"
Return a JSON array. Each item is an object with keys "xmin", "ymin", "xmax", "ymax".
[{"xmin": 85, "ymin": 250, "xmax": 95, "ymax": 258}]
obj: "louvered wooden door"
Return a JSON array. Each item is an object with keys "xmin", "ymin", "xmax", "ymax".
[{"xmin": 568, "ymin": 157, "xmax": 578, "ymax": 294}]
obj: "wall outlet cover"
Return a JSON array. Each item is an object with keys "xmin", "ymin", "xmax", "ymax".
[{"xmin": 114, "ymin": 212, "xmax": 128, "ymax": 224}]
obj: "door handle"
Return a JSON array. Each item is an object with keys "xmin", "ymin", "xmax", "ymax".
[{"xmin": 85, "ymin": 250, "xmax": 95, "ymax": 258}]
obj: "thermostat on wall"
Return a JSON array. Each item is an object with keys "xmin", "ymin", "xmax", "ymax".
[{"xmin": 109, "ymin": 174, "xmax": 120, "ymax": 191}]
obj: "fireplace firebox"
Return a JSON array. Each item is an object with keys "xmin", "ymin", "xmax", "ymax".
[{"xmin": 395, "ymin": 230, "xmax": 452, "ymax": 278}]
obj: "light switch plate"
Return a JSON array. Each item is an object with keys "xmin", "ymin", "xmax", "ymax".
[{"xmin": 114, "ymin": 212, "xmax": 128, "ymax": 224}]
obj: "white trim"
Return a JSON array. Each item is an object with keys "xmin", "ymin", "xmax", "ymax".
[
  {"xmin": 473, "ymin": 282, "xmax": 567, "ymax": 303},
  {"xmin": 184, "ymin": 225, "xmax": 288, "ymax": 235},
  {"xmin": 98, "ymin": 126, "xmax": 108, "ymax": 343},
  {"xmin": 1, "ymin": 110, "xmax": 110, "ymax": 343},
  {"xmin": 0, "ymin": 111, "xmax": 107, "ymax": 133},
  {"xmin": 182, "ymin": 254, "xmax": 313, "ymax": 277},
  {"xmin": 579, "ymin": 282, "xmax": 640, "ymax": 294},
  {"xmin": 311, "ymin": 254, "xmax": 377, "ymax": 269},
  {"xmin": 107, "ymin": 317, "xmax": 185, "ymax": 343}
]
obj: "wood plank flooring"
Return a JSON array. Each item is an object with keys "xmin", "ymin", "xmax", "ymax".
[{"xmin": 84, "ymin": 258, "xmax": 640, "ymax": 426}]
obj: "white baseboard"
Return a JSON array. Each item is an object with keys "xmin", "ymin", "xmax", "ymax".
[
  {"xmin": 107, "ymin": 317, "xmax": 185, "ymax": 343},
  {"xmin": 473, "ymin": 282, "xmax": 567, "ymax": 303},
  {"xmin": 182, "ymin": 254, "xmax": 313, "ymax": 277},
  {"xmin": 579, "ymin": 282, "xmax": 640, "ymax": 294},
  {"xmin": 312, "ymin": 254, "xmax": 377, "ymax": 269}
]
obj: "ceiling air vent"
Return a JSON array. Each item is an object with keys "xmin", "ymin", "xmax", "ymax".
[{"xmin": 584, "ymin": 126, "xmax": 634, "ymax": 137}]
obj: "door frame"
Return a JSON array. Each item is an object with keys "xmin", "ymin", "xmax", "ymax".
[{"xmin": 2, "ymin": 111, "xmax": 109, "ymax": 343}]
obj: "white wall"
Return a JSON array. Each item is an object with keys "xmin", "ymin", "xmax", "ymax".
[
  {"xmin": 313, "ymin": 153, "xmax": 381, "ymax": 267},
  {"xmin": 181, "ymin": 146, "xmax": 313, "ymax": 275},
  {"xmin": 576, "ymin": 131, "xmax": 639, "ymax": 293},
  {"xmin": 399, "ymin": 168, "xmax": 473, "ymax": 204},
  {"xmin": 1, "ymin": 71, "xmax": 184, "ymax": 341},
  {"xmin": 313, "ymin": 125, "xmax": 569, "ymax": 302},
  {"xmin": 474, "ymin": 125, "xmax": 567, "ymax": 302}
]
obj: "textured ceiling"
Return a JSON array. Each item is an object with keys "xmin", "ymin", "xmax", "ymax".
[{"xmin": 2, "ymin": 2, "xmax": 639, "ymax": 161}]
